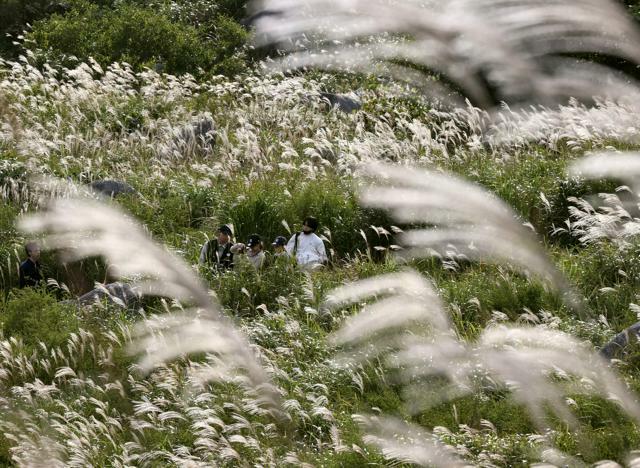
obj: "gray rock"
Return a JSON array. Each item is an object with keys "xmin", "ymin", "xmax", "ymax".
[
  {"xmin": 600, "ymin": 321, "xmax": 640, "ymax": 359},
  {"xmin": 320, "ymin": 92, "xmax": 362, "ymax": 113},
  {"xmin": 89, "ymin": 180, "xmax": 136, "ymax": 198},
  {"xmin": 173, "ymin": 115, "xmax": 216, "ymax": 156},
  {"xmin": 76, "ymin": 282, "xmax": 141, "ymax": 309}
]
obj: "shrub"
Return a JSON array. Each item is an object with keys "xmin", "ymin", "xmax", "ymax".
[
  {"xmin": 209, "ymin": 258, "xmax": 305, "ymax": 315},
  {"xmin": 1, "ymin": 288, "xmax": 79, "ymax": 350},
  {"xmin": 225, "ymin": 177, "xmax": 392, "ymax": 259},
  {"xmin": 26, "ymin": 1, "xmax": 248, "ymax": 76}
]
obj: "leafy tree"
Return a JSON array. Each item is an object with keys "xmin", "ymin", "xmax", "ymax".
[
  {"xmin": 25, "ymin": 0, "xmax": 248, "ymax": 76},
  {"xmin": 0, "ymin": 0, "xmax": 64, "ymax": 56}
]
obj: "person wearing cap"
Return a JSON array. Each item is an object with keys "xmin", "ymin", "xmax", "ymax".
[
  {"xmin": 285, "ymin": 216, "xmax": 328, "ymax": 269},
  {"xmin": 199, "ymin": 224, "xmax": 235, "ymax": 271},
  {"xmin": 231, "ymin": 234, "xmax": 266, "ymax": 270},
  {"xmin": 272, "ymin": 236, "xmax": 289, "ymax": 258},
  {"xmin": 19, "ymin": 241, "xmax": 43, "ymax": 288}
]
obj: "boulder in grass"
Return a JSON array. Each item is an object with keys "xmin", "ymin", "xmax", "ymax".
[
  {"xmin": 320, "ymin": 92, "xmax": 362, "ymax": 113},
  {"xmin": 89, "ymin": 180, "xmax": 136, "ymax": 198},
  {"xmin": 172, "ymin": 115, "xmax": 216, "ymax": 156},
  {"xmin": 600, "ymin": 321, "xmax": 640, "ymax": 359},
  {"xmin": 76, "ymin": 282, "xmax": 141, "ymax": 309}
]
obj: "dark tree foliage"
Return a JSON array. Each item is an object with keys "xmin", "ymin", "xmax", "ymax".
[
  {"xmin": 2, "ymin": 0, "xmax": 640, "ymax": 79},
  {"xmin": 0, "ymin": 0, "xmax": 64, "ymax": 56},
  {"xmin": 0, "ymin": 0, "xmax": 249, "ymax": 76},
  {"xmin": 24, "ymin": 0, "xmax": 248, "ymax": 76}
]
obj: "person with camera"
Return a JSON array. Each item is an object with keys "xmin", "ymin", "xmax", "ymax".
[{"xmin": 231, "ymin": 234, "xmax": 266, "ymax": 270}]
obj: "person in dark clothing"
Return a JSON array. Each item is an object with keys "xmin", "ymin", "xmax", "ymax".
[
  {"xmin": 199, "ymin": 224, "xmax": 235, "ymax": 271},
  {"xmin": 19, "ymin": 241, "xmax": 43, "ymax": 288}
]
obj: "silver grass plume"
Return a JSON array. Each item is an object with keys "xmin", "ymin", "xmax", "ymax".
[
  {"xmin": 19, "ymin": 196, "xmax": 283, "ymax": 416},
  {"xmin": 568, "ymin": 152, "xmax": 640, "ymax": 245},
  {"xmin": 325, "ymin": 269, "xmax": 469, "ymax": 407},
  {"xmin": 325, "ymin": 270, "xmax": 452, "ymax": 346},
  {"xmin": 570, "ymin": 152, "xmax": 640, "ymax": 191},
  {"xmin": 251, "ymin": 0, "xmax": 640, "ymax": 108},
  {"xmin": 353, "ymin": 414, "xmax": 467, "ymax": 467},
  {"xmin": 325, "ymin": 271, "xmax": 640, "ymax": 465},
  {"xmin": 324, "ymin": 270, "xmax": 468, "ymax": 466},
  {"xmin": 359, "ymin": 162, "xmax": 583, "ymax": 312},
  {"xmin": 476, "ymin": 326, "xmax": 640, "ymax": 426}
]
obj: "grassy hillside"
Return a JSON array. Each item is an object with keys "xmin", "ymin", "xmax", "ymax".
[{"xmin": 2, "ymin": 55, "xmax": 640, "ymax": 466}]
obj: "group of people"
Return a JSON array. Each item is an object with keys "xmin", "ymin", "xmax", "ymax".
[
  {"xmin": 198, "ymin": 216, "xmax": 328, "ymax": 272},
  {"xmin": 17, "ymin": 216, "xmax": 328, "ymax": 290}
]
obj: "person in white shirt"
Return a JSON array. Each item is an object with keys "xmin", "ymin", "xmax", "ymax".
[
  {"xmin": 231, "ymin": 234, "xmax": 266, "ymax": 270},
  {"xmin": 285, "ymin": 216, "xmax": 328, "ymax": 269}
]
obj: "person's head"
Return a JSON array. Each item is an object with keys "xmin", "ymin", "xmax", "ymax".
[
  {"xmin": 272, "ymin": 235, "xmax": 287, "ymax": 252},
  {"xmin": 246, "ymin": 234, "xmax": 263, "ymax": 253},
  {"xmin": 25, "ymin": 241, "xmax": 41, "ymax": 261},
  {"xmin": 302, "ymin": 216, "xmax": 318, "ymax": 234},
  {"xmin": 216, "ymin": 224, "xmax": 233, "ymax": 244}
]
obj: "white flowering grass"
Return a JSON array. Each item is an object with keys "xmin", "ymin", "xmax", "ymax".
[
  {"xmin": 19, "ymin": 194, "xmax": 284, "ymax": 417},
  {"xmin": 3, "ymin": 32, "xmax": 640, "ymax": 465},
  {"xmin": 325, "ymin": 269, "xmax": 640, "ymax": 466},
  {"xmin": 564, "ymin": 153, "xmax": 640, "ymax": 247},
  {"xmin": 252, "ymin": 0, "xmax": 640, "ymax": 107},
  {"xmin": 360, "ymin": 162, "xmax": 584, "ymax": 311}
]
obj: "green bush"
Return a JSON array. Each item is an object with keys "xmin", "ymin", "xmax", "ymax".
[
  {"xmin": 145, "ymin": 0, "xmax": 247, "ymax": 24},
  {"xmin": 1, "ymin": 288, "xmax": 79, "ymax": 350},
  {"xmin": 224, "ymin": 177, "xmax": 392, "ymax": 259},
  {"xmin": 26, "ymin": 0, "xmax": 248, "ymax": 76}
]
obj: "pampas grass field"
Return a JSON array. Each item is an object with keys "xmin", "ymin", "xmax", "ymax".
[{"xmin": 4, "ymin": 0, "xmax": 640, "ymax": 465}]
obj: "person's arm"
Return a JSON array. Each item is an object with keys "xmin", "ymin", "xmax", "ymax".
[
  {"xmin": 285, "ymin": 234, "xmax": 296, "ymax": 255},
  {"xmin": 198, "ymin": 242, "xmax": 208, "ymax": 264},
  {"xmin": 256, "ymin": 252, "xmax": 266, "ymax": 269},
  {"xmin": 18, "ymin": 263, "xmax": 26, "ymax": 288},
  {"xmin": 34, "ymin": 263, "xmax": 43, "ymax": 284},
  {"xmin": 316, "ymin": 236, "xmax": 328, "ymax": 263}
]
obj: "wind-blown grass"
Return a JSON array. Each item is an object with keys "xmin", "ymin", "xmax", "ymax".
[
  {"xmin": 3, "ymin": 16, "xmax": 640, "ymax": 462},
  {"xmin": 252, "ymin": 0, "xmax": 640, "ymax": 108},
  {"xmin": 567, "ymin": 153, "xmax": 640, "ymax": 246},
  {"xmin": 360, "ymin": 162, "xmax": 583, "ymax": 312},
  {"xmin": 325, "ymin": 269, "xmax": 640, "ymax": 465},
  {"xmin": 19, "ymin": 195, "xmax": 281, "ymax": 412}
]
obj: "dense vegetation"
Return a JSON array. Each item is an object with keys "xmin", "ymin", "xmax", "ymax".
[
  {"xmin": 1, "ymin": 0, "xmax": 249, "ymax": 76},
  {"xmin": 2, "ymin": 0, "xmax": 640, "ymax": 466},
  {"xmin": 3, "ymin": 0, "xmax": 640, "ymax": 77}
]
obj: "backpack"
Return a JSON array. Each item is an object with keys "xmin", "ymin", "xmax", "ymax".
[{"xmin": 293, "ymin": 232, "xmax": 301, "ymax": 255}]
